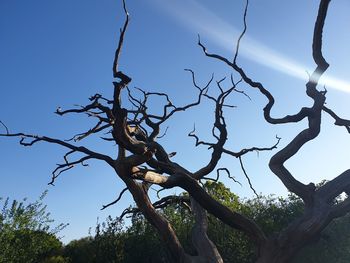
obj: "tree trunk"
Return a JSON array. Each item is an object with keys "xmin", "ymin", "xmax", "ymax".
[
  {"xmin": 256, "ymin": 240, "xmax": 300, "ymax": 263},
  {"xmin": 190, "ymin": 197, "xmax": 223, "ymax": 263},
  {"xmin": 256, "ymin": 205, "xmax": 332, "ymax": 263}
]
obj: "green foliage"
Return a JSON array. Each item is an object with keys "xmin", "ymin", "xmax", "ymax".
[
  {"xmin": 64, "ymin": 237, "xmax": 96, "ymax": 263},
  {"xmin": 62, "ymin": 182, "xmax": 350, "ymax": 262},
  {"xmin": 0, "ymin": 192, "xmax": 67, "ymax": 263},
  {"xmin": 64, "ymin": 217, "xmax": 126, "ymax": 263},
  {"xmin": 293, "ymin": 214, "xmax": 350, "ymax": 263},
  {"xmin": 243, "ymin": 194, "xmax": 304, "ymax": 234},
  {"xmin": 93, "ymin": 216, "xmax": 126, "ymax": 262},
  {"xmin": 41, "ymin": 255, "xmax": 70, "ymax": 263},
  {"xmin": 0, "ymin": 191, "xmax": 66, "ymax": 234},
  {"xmin": 204, "ymin": 181, "xmax": 240, "ymax": 208},
  {"xmin": 123, "ymin": 215, "xmax": 171, "ymax": 262},
  {"xmin": 62, "ymin": 182, "xmax": 305, "ymax": 263}
]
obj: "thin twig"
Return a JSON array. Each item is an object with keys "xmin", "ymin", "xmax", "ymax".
[
  {"xmin": 0, "ymin": 121, "xmax": 9, "ymax": 134},
  {"xmin": 239, "ymin": 156, "xmax": 258, "ymax": 198},
  {"xmin": 101, "ymin": 187, "xmax": 128, "ymax": 210}
]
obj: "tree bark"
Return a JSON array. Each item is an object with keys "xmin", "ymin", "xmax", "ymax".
[
  {"xmin": 256, "ymin": 242, "xmax": 297, "ymax": 263},
  {"xmin": 190, "ymin": 197, "xmax": 223, "ymax": 263}
]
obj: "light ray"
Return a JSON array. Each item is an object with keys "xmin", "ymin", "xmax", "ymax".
[{"xmin": 149, "ymin": 0, "xmax": 350, "ymax": 93}]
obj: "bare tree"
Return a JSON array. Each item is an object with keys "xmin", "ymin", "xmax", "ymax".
[{"xmin": 1, "ymin": 0, "xmax": 350, "ymax": 262}]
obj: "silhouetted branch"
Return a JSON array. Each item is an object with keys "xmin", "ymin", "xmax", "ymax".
[
  {"xmin": 323, "ymin": 106, "xmax": 350, "ymax": 133},
  {"xmin": 0, "ymin": 132, "xmax": 114, "ymax": 165},
  {"xmin": 188, "ymin": 125, "xmax": 214, "ymax": 148},
  {"xmin": 217, "ymin": 168, "xmax": 242, "ymax": 186},
  {"xmin": 113, "ymin": 0, "xmax": 129, "ymax": 77},
  {"xmin": 101, "ymin": 187, "xmax": 128, "ymax": 210},
  {"xmin": 230, "ymin": 75, "xmax": 250, "ymax": 100},
  {"xmin": 202, "ymin": 167, "xmax": 242, "ymax": 186},
  {"xmin": 56, "ymin": 96, "xmax": 113, "ymax": 120},
  {"xmin": 124, "ymin": 71, "xmax": 212, "ymax": 141},
  {"xmin": 198, "ymin": 35, "xmax": 311, "ymax": 126},
  {"xmin": 157, "ymin": 126, "xmax": 169, "ymax": 139},
  {"xmin": 156, "ymin": 187, "xmax": 166, "ymax": 199},
  {"xmin": 66, "ymin": 122, "xmax": 112, "ymax": 142},
  {"xmin": 233, "ymin": 0, "xmax": 249, "ymax": 64},
  {"xmin": 0, "ymin": 120, "xmax": 9, "ymax": 134},
  {"xmin": 50, "ymin": 155, "xmax": 91, "ymax": 185},
  {"xmin": 239, "ymin": 156, "xmax": 258, "ymax": 198},
  {"xmin": 118, "ymin": 195, "xmax": 191, "ymax": 219},
  {"xmin": 192, "ymin": 78, "xmax": 242, "ymax": 180},
  {"xmin": 222, "ymin": 136, "xmax": 281, "ymax": 158}
]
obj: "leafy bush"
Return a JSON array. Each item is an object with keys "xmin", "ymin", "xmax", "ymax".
[{"xmin": 0, "ymin": 191, "xmax": 67, "ymax": 263}]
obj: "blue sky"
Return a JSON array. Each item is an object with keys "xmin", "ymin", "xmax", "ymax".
[{"xmin": 1, "ymin": 0, "xmax": 350, "ymax": 243}]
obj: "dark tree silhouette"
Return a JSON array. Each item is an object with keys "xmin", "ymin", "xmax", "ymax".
[{"xmin": 1, "ymin": 0, "xmax": 350, "ymax": 262}]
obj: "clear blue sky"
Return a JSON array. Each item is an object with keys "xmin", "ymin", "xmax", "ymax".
[{"xmin": 1, "ymin": 0, "xmax": 350, "ymax": 243}]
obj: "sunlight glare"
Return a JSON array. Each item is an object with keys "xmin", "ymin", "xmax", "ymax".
[{"xmin": 150, "ymin": 0, "xmax": 350, "ymax": 93}]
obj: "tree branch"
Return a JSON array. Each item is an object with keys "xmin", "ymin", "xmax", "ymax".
[
  {"xmin": 113, "ymin": 0, "xmax": 129, "ymax": 78},
  {"xmin": 239, "ymin": 156, "xmax": 258, "ymax": 198},
  {"xmin": 323, "ymin": 106, "xmax": 350, "ymax": 133},
  {"xmin": 101, "ymin": 187, "xmax": 128, "ymax": 210},
  {"xmin": 0, "ymin": 133, "xmax": 114, "ymax": 165}
]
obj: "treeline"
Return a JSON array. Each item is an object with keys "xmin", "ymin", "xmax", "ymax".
[{"xmin": 2, "ymin": 183, "xmax": 350, "ymax": 262}]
